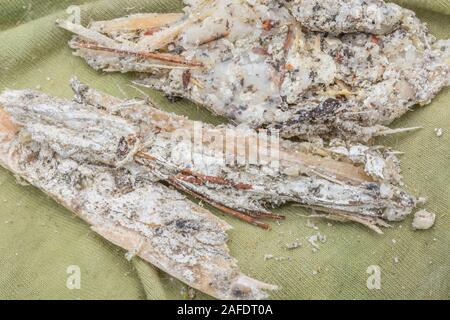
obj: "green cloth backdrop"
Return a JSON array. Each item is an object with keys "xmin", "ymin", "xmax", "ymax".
[{"xmin": 0, "ymin": 0, "xmax": 449, "ymax": 300}]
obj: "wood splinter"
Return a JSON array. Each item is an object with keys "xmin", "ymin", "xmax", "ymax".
[{"xmin": 73, "ymin": 41, "xmax": 204, "ymax": 68}]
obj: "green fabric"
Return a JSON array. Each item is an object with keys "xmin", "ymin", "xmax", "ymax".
[{"xmin": 0, "ymin": 0, "xmax": 449, "ymax": 300}]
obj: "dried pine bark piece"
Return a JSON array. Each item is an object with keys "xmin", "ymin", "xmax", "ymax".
[
  {"xmin": 0, "ymin": 92, "xmax": 276, "ymax": 300},
  {"xmin": 71, "ymin": 81, "xmax": 417, "ymax": 232},
  {"xmin": 59, "ymin": 0, "xmax": 450, "ymax": 142},
  {"xmin": 6, "ymin": 80, "xmax": 416, "ymax": 234}
]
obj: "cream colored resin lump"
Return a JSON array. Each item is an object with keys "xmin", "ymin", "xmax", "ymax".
[{"xmin": 412, "ymin": 210, "xmax": 436, "ymax": 230}]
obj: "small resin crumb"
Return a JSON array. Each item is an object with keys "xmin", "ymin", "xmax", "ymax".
[
  {"xmin": 308, "ymin": 235, "xmax": 320, "ymax": 250},
  {"xmin": 392, "ymin": 239, "xmax": 397, "ymax": 244},
  {"xmin": 412, "ymin": 210, "xmax": 436, "ymax": 230},
  {"xmin": 307, "ymin": 233, "xmax": 327, "ymax": 251},
  {"xmin": 286, "ymin": 240, "xmax": 301, "ymax": 250},
  {"xmin": 306, "ymin": 219, "xmax": 319, "ymax": 230},
  {"xmin": 188, "ymin": 287, "xmax": 196, "ymax": 300},
  {"xmin": 394, "ymin": 257, "xmax": 399, "ymax": 264},
  {"xmin": 275, "ymin": 257, "xmax": 290, "ymax": 262},
  {"xmin": 318, "ymin": 233, "xmax": 327, "ymax": 243},
  {"xmin": 435, "ymin": 128, "xmax": 443, "ymax": 137},
  {"xmin": 125, "ymin": 252, "xmax": 135, "ymax": 261},
  {"xmin": 264, "ymin": 254, "xmax": 274, "ymax": 261}
]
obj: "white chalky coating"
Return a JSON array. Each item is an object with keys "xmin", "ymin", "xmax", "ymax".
[{"xmin": 412, "ymin": 210, "xmax": 436, "ymax": 230}]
